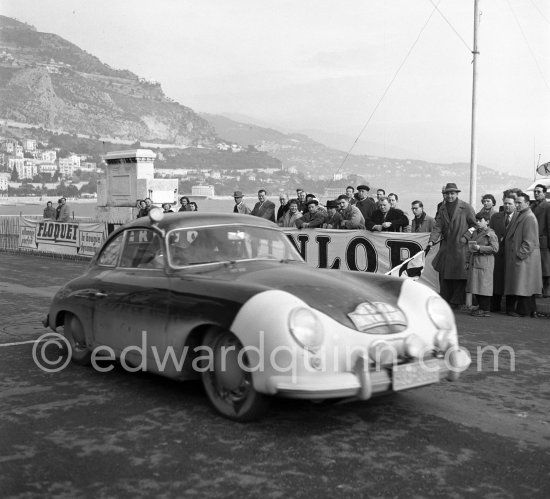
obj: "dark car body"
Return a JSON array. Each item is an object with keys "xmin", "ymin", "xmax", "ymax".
[{"xmin": 44, "ymin": 211, "xmax": 470, "ymax": 421}]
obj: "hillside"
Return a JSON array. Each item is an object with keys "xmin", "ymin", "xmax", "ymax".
[
  {"xmin": 0, "ymin": 15, "xmax": 531, "ymax": 204},
  {"xmin": 0, "ymin": 16, "xmax": 216, "ymax": 146},
  {"xmin": 201, "ymin": 113, "xmax": 530, "ymax": 200}
]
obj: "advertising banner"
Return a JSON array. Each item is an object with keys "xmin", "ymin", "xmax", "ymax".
[
  {"xmin": 19, "ymin": 219, "xmax": 107, "ymax": 257},
  {"xmin": 282, "ymin": 229, "xmax": 439, "ymax": 291}
]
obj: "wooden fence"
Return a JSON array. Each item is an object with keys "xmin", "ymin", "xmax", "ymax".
[
  {"xmin": 0, "ymin": 216, "xmax": 20, "ymax": 251},
  {"xmin": 0, "ymin": 216, "xmax": 125, "ymax": 260}
]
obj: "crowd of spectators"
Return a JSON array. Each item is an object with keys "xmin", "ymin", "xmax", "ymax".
[
  {"xmin": 239, "ymin": 183, "xmax": 549, "ymax": 318},
  {"xmin": 121, "ymin": 182, "xmax": 550, "ymax": 318}
]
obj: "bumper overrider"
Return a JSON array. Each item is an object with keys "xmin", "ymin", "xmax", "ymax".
[{"xmin": 267, "ymin": 348, "xmax": 471, "ymax": 401}]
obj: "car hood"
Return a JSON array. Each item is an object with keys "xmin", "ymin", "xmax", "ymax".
[{"xmin": 194, "ymin": 261, "xmax": 406, "ymax": 330}]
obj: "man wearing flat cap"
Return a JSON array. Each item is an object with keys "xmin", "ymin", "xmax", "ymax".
[
  {"xmin": 233, "ymin": 191, "xmax": 251, "ymax": 214},
  {"xmin": 295, "ymin": 198, "xmax": 325, "ymax": 229},
  {"xmin": 355, "ymin": 184, "xmax": 376, "ymax": 224},
  {"xmin": 428, "ymin": 183, "xmax": 476, "ymax": 309}
]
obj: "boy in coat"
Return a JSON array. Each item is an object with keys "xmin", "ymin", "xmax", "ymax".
[{"xmin": 462, "ymin": 214, "xmax": 499, "ymax": 316}]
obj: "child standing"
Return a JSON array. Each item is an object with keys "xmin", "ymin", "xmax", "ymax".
[{"xmin": 462, "ymin": 214, "xmax": 499, "ymax": 317}]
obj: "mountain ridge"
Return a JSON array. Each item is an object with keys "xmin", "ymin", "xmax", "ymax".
[{"xmin": 0, "ymin": 15, "xmax": 530, "ymax": 202}]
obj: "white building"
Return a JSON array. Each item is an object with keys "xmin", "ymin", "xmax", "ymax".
[
  {"xmin": 79, "ymin": 162, "xmax": 97, "ymax": 172},
  {"xmin": 15, "ymin": 145, "xmax": 23, "ymax": 157},
  {"xmin": 1, "ymin": 140, "xmax": 15, "ymax": 154},
  {"xmin": 40, "ymin": 149, "xmax": 57, "ymax": 163},
  {"xmin": 58, "ymin": 154, "xmax": 81, "ymax": 177},
  {"xmin": 39, "ymin": 163, "xmax": 58, "ymax": 175},
  {"xmin": 16, "ymin": 161, "xmax": 38, "ymax": 180},
  {"xmin": 191, "ymin": 185, "xmax": 215, "ymax": 197},
  {"xmin": 0, "ymin": 172, "xmax": 9, "ymax": 195},
  {"xmin": 23, "ymin": 138, "xmax": 37, "ymax": 152},
  {"xmin": 8, "ymin": 157, "xmax": 24, "ymax": 172}
]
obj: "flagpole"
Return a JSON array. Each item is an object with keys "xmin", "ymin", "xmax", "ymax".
[
  {"xmin": 466, "ymin": 0, "xmax": 480, "ymax": 309},
  {"xmin": 469, "ymin": 0, "xmax": 480, "ymax": 209}
]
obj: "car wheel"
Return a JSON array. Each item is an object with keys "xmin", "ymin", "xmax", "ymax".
[
  {"xmin": 201, "ymin": 329, "xmax": 270, "ymax": 422},
  {"xmin": 63, "ymin": 313, "xmax": 91, "ymax": 366}
]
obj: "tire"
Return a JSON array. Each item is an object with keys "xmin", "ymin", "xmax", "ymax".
[
  {"xmin": 201, "ymin": 329, "xmax": 270, "ymax": 422},
  {"xmin": 63, "ymin": 313, "xmax": 91, "ymax": 366}
]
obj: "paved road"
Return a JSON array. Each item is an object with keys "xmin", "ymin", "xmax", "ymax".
[{"xmin": 0, "ymin": 253, "xmax": 549, "ymax": 498}]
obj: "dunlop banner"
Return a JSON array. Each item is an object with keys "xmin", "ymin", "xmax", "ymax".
[
  {"xmin": 19, "ymin": 218, "xmax": 107, "ymax": 257},
  {"xmin": 282, "ymin": 229, "xmax": 439, "ymax": 291}
]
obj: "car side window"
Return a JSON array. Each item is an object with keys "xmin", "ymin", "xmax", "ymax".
[
  {"xmin": 120, "ymin": 229, "xmax": 164, "ymax": 269},
  {"xmin": 97, "ymin": 233, "xmax": 124, "ymax": 267}
]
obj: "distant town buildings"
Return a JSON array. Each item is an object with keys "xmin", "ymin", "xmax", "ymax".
[
  {"xmin": 192, "ymin": 185, "xmax": 215, "ymax": 197},
  {"xmin": 0, "ymin": 136, "xmax": 99, "ymax": 182}
]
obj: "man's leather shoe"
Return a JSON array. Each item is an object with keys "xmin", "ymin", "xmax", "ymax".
[
  {"xmin": 507, "ymin": 312, "xmax": 520, "ymax": 317},
  {"xmin": 530, "ymin": 312, "xmax": 539, "ymax": 318}
]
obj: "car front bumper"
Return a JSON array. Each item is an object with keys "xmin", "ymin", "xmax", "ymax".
[{"xmin": 266, "ymin": 348, "xmax": 470, "ymax": 401}]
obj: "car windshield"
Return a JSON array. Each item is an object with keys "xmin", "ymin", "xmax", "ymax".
[{"xmin": 166, "ymin": 224, "xmax": 303, "ymax": 267}]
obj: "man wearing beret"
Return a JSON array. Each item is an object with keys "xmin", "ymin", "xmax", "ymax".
[
  {"xmin": 233, "ymin": 191, "xmax": 251, "ymax": 214},
  {"xmin": 428, "ymin": 183, "xmax": 476, "ymax": 309},
  {"xmin": 355, "ymin": 184, "xmax": 377, "ymax": 224},
  {"xmin": 251, "ymin": 189, "xmax": 276, "ymax": 222},
  {"xmin": 295, "ymin": 199, "xmax": 326, "ymax": 229}
]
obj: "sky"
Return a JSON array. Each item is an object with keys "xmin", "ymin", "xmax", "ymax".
[{"xmin": 1, "ymin": 0, "xmax": 549, "ymax": 179}]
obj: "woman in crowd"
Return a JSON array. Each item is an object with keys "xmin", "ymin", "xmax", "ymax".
[
  {"xmin": 162, "ymin": 203, "xmax": 174, "ymax": 213},
  {"xmin": 278, "ymin": 199, "xmax": 302, "ymax": 227},
  {"xmin": 476, "ymin": 194, "xmax": 498, "ymax": 221},
  {"xmin": 136, "ymin": 199, "xmax": 149, "ymax": 218},
  {"xmin": 178, "ymin": 196, "xmax": 191, "ymax": 212},
  {"xmin": 189, "ymin": 202, "xmax": 198, "ymax": 211},
  {"xmin": 461, "ymin": 214, "xmax": 499, "ymax": 317}
]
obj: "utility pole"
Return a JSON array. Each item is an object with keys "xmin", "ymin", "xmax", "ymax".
[
  {"xmin": 469, "ymin": 0, "xmax": 480, "ymax": 209},
  {"xmin": 466, "ymin": 0, "xmax": 481, "ymax": 309}
]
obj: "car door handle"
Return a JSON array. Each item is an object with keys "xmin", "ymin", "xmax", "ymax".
[{"xmin": 94, "ymin": 292, "xmax": 108, "ymax": 298}]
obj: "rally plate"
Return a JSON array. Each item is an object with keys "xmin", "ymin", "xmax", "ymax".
[{"xmin": 392, "ymin": 360, "xmax": 441, "ymax": 391}]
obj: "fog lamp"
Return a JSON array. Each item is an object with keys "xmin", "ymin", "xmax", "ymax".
[
  {"xmin": 368, "ymin": 340, "xmax": 396, "ymax": 366},
  {"xmin": 149, "ymin": 207, "xmax": 164, "ymax": 223},
  {"xmin": 403, "ymin": 334, "xmax": 425, "ymax": 358}
]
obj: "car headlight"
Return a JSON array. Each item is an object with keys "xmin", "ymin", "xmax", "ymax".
[
  {"xmin": 288, "ymin": 307, "xmax": 324, "ymax": 351},
  {"xmin": 426, "ymin": 296, "xmax": 455, "ymax": 330}
]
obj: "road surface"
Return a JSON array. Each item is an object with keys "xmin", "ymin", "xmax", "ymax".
[{"xmin": 0, "ymin": 253, "xmax": 548, "ymax": 498}]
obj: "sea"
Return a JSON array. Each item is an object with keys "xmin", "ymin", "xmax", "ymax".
[{"xmin": 0, "ymin": 196, "xmax": 258, "ymax": 219}]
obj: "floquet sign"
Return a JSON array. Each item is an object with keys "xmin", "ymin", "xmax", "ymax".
[
  {"xmin": 282, "ymin": 228, "xmax": 439, "ymax": 291},
  {"xmin": 36, "ymin": 221, "xmax": 79, "ymax": 244},
  {"xmin": 19, "ymin": 218, "xmax": 107, "ymax": 257}
]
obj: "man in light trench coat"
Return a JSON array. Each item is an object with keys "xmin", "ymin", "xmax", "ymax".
[{"xmin": 504, "ymin": 192, "xmax": 543, "ymax": 317}]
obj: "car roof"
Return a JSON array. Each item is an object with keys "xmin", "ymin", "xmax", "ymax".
[{"xmin": 124, "ymin": 212, "xmax": 279, "ymax": 232}]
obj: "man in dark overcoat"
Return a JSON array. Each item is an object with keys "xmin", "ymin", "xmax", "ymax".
[
  {"xmin": 489, "ymin": 192, "xmax": 518, "ymax": 311},
  {"xmin": 428, "ymin": 183, "xmax": 476, "ymax": 308},
  {"xmin": 530, "ymin": 184, "xmax": 550, "ymax": 296},
  {"xmin": 504, "ymin": 192, "xmax": 543, "ymax": 317},
  {"xmin": 366, "ymin": 197, "xmax": 409, "ymax": 232},
  {"xmin": 251, "ymin": 189, "xmax": 276, "ymax": 222}
]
